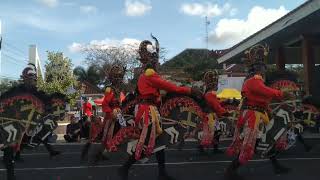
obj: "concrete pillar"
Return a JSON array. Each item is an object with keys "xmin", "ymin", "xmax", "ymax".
[
  {"xmin": 275, "ymin": 47, "xmax": 285, "ymax": 71},
  {"xmin": 302, "ymin": 36, "xmax": 315, "ymax": 95},
  {"xmin": 29, "ymin": 45, "xmax": 43, "ymax": 80}
]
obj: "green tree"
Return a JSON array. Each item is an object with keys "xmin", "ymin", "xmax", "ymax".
[
  {"xmin": 38, "ymin": 51, "xmax": 79, "ymax": 104},
  {"xmin": 84, "ymin": 45, "xmax": 139, "ymax": 80},
  {"xmin": 73, "ymin": 65, "xmax": 105, "ymax": 88},
  {"xmin": 0, "ymin": 78, "xmax": 19, "ymax": 95},
  {"xmin": 161, "ymin": 49, "xmax": 222, "ymax": 81}
]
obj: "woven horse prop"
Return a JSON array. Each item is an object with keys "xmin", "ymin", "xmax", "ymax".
[
  {"xmin": 0, "ymin": 86, "xmax": 46, "ymax": 150},
  {"xmin": 26, "ymin": 93, "xmax": 67, "ymax": 148},
  {"xmin": 106, "ymin": 92, "xmax": 239, "ymax": 156},
  {"xmin": 98, "ymin": 93, "xmax": 207, "ymax": 159},
  {"xmin": 255, "ymin": 79, "xmax": 310, "ymax": 157}
]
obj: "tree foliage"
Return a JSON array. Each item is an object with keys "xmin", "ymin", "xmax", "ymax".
[
  {"xmin": 0, "ymin": 79, "xmax": 19, "ymax": 95},
  {"xmin": 38, "ymin": 51, "xmax": 78, "ymax": 104},
  {"xmin": 83, "ymin": 42, "xmax": 167, "ymax": 81},
  {"xmin": 161, "ymin": 49, "xmax": 222, "ymax": 81},
  {"xmin": 73, "ymin": 65, "xmax": 105, "ymax": 88},
  {"xmin": 84, "ymin": 45, "xmax": 139, "ymax": 80}
]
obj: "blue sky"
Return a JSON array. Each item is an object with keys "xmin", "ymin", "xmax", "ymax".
[{"xmin": 0, "ymin": 0, "xmax": 306, "ymax": 79}]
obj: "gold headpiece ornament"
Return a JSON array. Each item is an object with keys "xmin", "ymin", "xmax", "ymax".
[
  {"xmin": 203, "ymin": 70, "xmax": 219, "ymax": 89},
  {"xmin": 244, "ymin": 43, "xmax": 269, "ymax": 65}
]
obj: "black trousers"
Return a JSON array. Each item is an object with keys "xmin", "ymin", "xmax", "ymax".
[
  {"xmin": 64, "ymin": 134, "xmax": 79, "ymax": 142},
  {"xmin": 3, "ymin": 147, "xmax": 15, "ymax": 180},
  {"xmin": 123, "ymin": 149, "xmax": 167, "ymax": 176}
]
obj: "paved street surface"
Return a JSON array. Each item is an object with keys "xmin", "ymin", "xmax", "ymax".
[{"xmin": 1, "ymin": 139, "xmax": 320, "ymax": 180}]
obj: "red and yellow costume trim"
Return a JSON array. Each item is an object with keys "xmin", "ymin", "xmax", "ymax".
[
  {"xmin": 107, "ymin": 68, "xmax": 191, "ymax": 160},
  {"xmin": 201, "ymin": 91, "xmax": 227, "ymax": 147},
  {"xmin": 98, "ymin": 88, "xmax": 122, "ymax": 145},
  {"xmin": 226, "ymin": 75, "xmax": 283, "ymax": 164}
]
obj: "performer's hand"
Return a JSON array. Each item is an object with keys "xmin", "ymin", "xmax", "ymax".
[{"xmin": 191, "ymin": 87, "xmax": 203, "ymax": 99}]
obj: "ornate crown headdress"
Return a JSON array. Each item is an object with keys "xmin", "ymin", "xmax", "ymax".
[
  {"xmin": 21, "ymin": 63, "xmax": 37, "ymax": 81},
  {"xmin": 244, "ymin": 43, "xmax": 269, "ymax": 66},
  {"xmin": 203, "ymin": 70, "xmax": 219, "ymax": 89},
  {"xmin": 138, "ymin": 34, "xmax": 159, "ymax": 66}
]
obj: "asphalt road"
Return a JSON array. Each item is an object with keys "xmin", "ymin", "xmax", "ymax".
[{"xmin": 1, "ymin": 139, "xmax": 320, "ymax": 180}]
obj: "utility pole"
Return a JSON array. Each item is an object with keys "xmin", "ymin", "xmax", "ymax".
[{"xmin": 205, "ymin": 16, "xmax": 210, "ymax": 58}]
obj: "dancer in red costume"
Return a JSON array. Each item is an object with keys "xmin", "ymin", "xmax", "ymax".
[
  {"xmin": 225, "ymin": 44, "xmax": 290, "ymax": 179},
  {"xmin": 199, "ymin": 70, "xmax": 229, "ymax": 154},
  {"xmin": 81, "ymin": 64, "xmax": 126, "ymax": 161},
  {"xmin": 108, "ymin": 35, "xmax": 202, "ymax": 180}
]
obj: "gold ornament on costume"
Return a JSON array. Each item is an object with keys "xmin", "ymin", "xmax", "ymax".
[
  {"xmin": 203, "ymin": 70, "xmax": 219, "ymax": 90},
  {"xmin": 244, "ymin": 43, "xmax": 269, "ymax": 65}
]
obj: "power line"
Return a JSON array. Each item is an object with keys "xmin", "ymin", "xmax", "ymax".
[
  {"xmin": 2, "ymin": 44, "xmax": 28, "ymax": 59},
  {"xmin": 2, "ymin": 48, "xmax": 28, "ymax": 61},
  {"xmin": 2, "ymin": 40, "xmax": 28, "ymax": 57},
  {"xmin": 2, "ymin": 51, "xmax": 27, "ymax": 63},
  {"xmin": 2, "ymin": 53, "xmax": 27, "ymax": 67},
  {"xmin": 2, "ymin": 60, "xmax": 26, "ymax": 68},
  {"xmin": 4, "ymin": 38, "xmax": 26, "ymax": 54},
  {"xmin": 3, "ymin": 59, "xmax": 26, "ymax": 67}
]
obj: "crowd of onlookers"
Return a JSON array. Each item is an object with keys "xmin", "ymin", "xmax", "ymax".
[{"xmin": 64, "ymin": 97, "xmax": 103, "ymax": 143}]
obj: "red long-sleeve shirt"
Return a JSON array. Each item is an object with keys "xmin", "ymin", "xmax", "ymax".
[
  {"xmin": 242, "ymin": 75, "xmax": 283, "ymax": 108},
  {"xmin": 101, "ymin": 91, "xmax": 119, "ymax": 113},
  {"xmin": 82, "ymin": 102, "xmax": 92, "ymax": 117},
  {"xmin": 204, "ymin": 91, "xmax": 226, "ymax": 117},
  {"xmin": 137, "ymin": 69, "xmax": 191, "ymax": 100}
]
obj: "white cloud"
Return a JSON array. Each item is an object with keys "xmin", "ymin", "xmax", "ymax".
[
  {"xmin": 68, "ymin": 38, "xmax": 141, "ymax": 53},
  {"xmin": 68, "ymin": 42, "xmax": 83, "ymax": 53},
  {"xmin": 12, "ymin": 12, "xmax": 93, "ymax": 33},
  {"xmin": 35, "ymin": 0, "xmax": 59, "ymax": 8},
  {"xmin": 125, "ymin": 0, "xmax": 152, "ymax": 17},
  {"xmin": 80, "ymin": 5, "xmax": 97, "ymax": 14},
  {"xmin": 180, "ymin": 2, "xmax": 236, "ymax": 18},
  {"xmin": 209, "ymin": 6, "xmax": 288, "ymax": 48}
]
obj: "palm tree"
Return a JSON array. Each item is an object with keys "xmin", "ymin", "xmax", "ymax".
[{"xmin": 73, "ymin": 65, "xmax": 105, "ymax": 89}]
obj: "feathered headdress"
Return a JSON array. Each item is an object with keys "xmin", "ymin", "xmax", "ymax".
[
  {"xmin": 104, "ymin": 62, "xmax": 126, "ymax": 93},
  {"xmin": 203, "ymin": 70, "xmax": 219, "ymax": 90},
  {"xmin": 244, "ymin": 43, "xmax": 269, "ymax": 65},
  {"xmin": 243, "ymin": 43, "xmax": 269, "ymax": 74},
  {"xmin": 21, "ymin": 63, "xmax": 37, "ymax": 81},
  {"xmin": 138, "ymin": 34, "xmax": 160, "ymax": 66}
]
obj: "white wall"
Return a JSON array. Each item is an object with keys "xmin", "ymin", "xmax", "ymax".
[{"xmin": 217, "ymin": 75, "xmax": 245, "ymax": 93}]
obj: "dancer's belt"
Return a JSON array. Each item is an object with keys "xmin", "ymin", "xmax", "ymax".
[
  {"xmin": 139, "ymin": 98, "xmax": 157, "ymax": 105},
  {"xmin": 109, "ymin": 102, "xmax": 120, "ymax": 108},
  {"xmin": 241, "ymin": 105, "xmax": 266, "ymax": 113}
]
